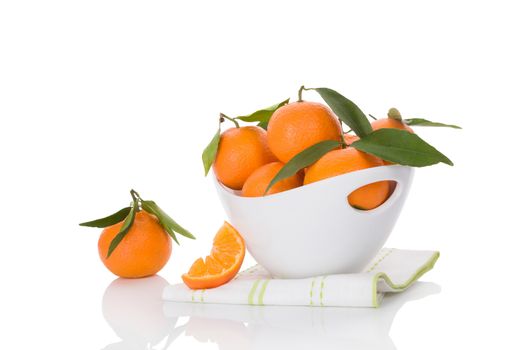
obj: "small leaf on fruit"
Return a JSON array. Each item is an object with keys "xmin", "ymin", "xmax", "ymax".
[
  {"xmin": 265, "ymin": 140, "xmax": 341, "ymax": 194},
  {"xmin": 107, "ymin": 199, "xmax": 138, "ymax": 258},
  {"xmin": 142, "ymin": 200, "xmax": 196, "ymax": 243},
  {"xmin": 257, "ymin": 120, "xmax": 269, "ymax": 130},
  {"xmin": 202, "ymin": 129, "xmax": 221, "ymax": 176},
  {"xmin": 352, "ymin": 128, "xmax": 453, "ymax": 166},
  {"xmin": 404, "ymin": 118, "xmax": 462, "ymax": 129},
  {"xmin": 236, "ymin": 98, "xmax": 289, "ymax": 124},
  {"xmin": 311, "ymin": 87, "xmax": 373, "ymax": 138},
  {"xmin": 79, "ymin": 207, "xmax": 131, "ymax": 228}
]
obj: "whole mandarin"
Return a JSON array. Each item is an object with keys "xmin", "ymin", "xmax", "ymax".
[
  {"xmin": 267, "ymin": 101, "xmax": 342, "ymax": 163},
  {"xmin": 98, "ymin": 211, "xmax": 172, "ymax": 278},
  {"xmin": 242, "ymin": 162, "xmax": 302, "ymax": 197},
  {"xmin": 213, "ymin": 126, "xmax": 276, "ymax": 190}
]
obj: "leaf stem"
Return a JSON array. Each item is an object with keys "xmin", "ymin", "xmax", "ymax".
[
  {"xmin": 220, "ymin": 113, "xmax": 239, "ymax": 128},
  {"xmin": 130, "ymin": 189, "xmax": 141, "ymax": 201},
  {"xmin": 297, "ymin": 85, "xmax": 306, "ymax": 102},
  {"xmin": 339, "ymin": 120, "xmax": 347, "ymax": 149},
  {"xmin": 130, "ymin": 189, "xmax": 143, "ymax": 210}
]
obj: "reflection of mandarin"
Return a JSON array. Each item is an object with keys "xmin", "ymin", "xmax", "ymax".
[
  {"xmin": 213, "ymin": 126, "xmax": 276, "ymax": 190},
  {"xmin": 304, "ymin": 147, "xmax": 389, "ymax": 210},
  {"xmin": 102, "ymin": 276, "xmax": 173, "ymax": 347},
  {"xmin": 267, "ymin": 101, "xmax": 342, "ymax": 163},
  {"xmin": 242, "ymin": 162, "xmax": 302, "ymax": 197},
  {"xmin": 98, "ymin": 211, "xmax": 171, "ymax": 278}
]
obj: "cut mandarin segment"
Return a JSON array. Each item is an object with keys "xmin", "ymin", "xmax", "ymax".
[{"xmin": 182, "ymin": 222, "xmax": 245, "ymax": 290}]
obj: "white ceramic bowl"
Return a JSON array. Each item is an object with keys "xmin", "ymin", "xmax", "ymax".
[{"xmin": 214, "ymin": 165, "xmax": 414, "ymax": 279}]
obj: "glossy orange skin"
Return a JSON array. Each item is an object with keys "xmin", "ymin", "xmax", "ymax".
[
  {"xmin": 343, "ymin": 134, "xmax": 359, "ymax": 145},
  {"xmin": 242, "ymin": 162, "xmax": 303, "ymax": 197},
  {"xmin": 182, "ymin": 222, "xmax": 245, "ymax": 290},
  {"xmin": 371, "ymin": 118, "xmax": 414, "ymax": 133},
  {"xmin": 98, "ymin": 211, "xmax": 172, "ymax": 278},
  {"xmin": 267, "ymin": 101, "xmax": 342, "ymax": 163},
  {"xmin": 372, "ymin": 118, "xmax": 414, "ymax": 168},
  {"xmin": 213, "ymin": 126, "xmax": 277, "ymax": 190},
  {"xmin": 304, "ymin": 148, "xmax": 390, "ymax": 210}
]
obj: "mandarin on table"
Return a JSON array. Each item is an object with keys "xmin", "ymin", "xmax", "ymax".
[
  {"xmin": 267, "ymin": 101, "xmax": 342, "ymax": 163},
  {"xmin": 98, "ymin": 210, "xmax": 172, "ymax": 278},
  {"xmin": 242, "ymin": 161, "xmax": 303, "ymax": 197},
  {"xmin": 213, "ymin": 126, "xmax": 276, "ymax": 190},
  {"xmin": 182, "ymin": 222, "xmax": 245, "ymax": 290},
  {"xmin": 304, "ymin": 147, "xmax": 390, "ymax": 210}
]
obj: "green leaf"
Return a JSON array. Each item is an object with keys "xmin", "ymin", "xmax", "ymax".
[
  {"xmin": 236, "ymin": 98, "xmax": 289, "ymax": 123},
  {"xmin": 352, "ymin": 128, "xmax": 453, "ymax": 166},
  {"xmin": 265, "ymin": 140, "xmax": 341, "ymax": 194},
  {"xmin": 142, "ymin": 200, "xmax": 196, "ymax": 244},
  {"xmin": 311, "ymin": 87, "xmax": 373, "ymax": 138},
  {"xmin": 79, "ymin": 207, "xmax": 131, "ymax": 228},
  {"xmin": 257, "ymin": 120, "xmax": 269, "ymax": 130},
  {"xmin": 404, "ymin": 118, "xmax": 462, "ymax": 129},
  {"xmin": 107, "ymin": 200, "xmax": 138, "ymax": 258},
  {"xmin": 202, "ymin": 129, "xmax": 221, "ymax": 176}
]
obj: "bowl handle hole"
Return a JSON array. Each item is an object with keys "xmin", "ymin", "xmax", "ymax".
[{"xmin": 348, "ymin": 180, "xmax": 398, "ymax": 211}]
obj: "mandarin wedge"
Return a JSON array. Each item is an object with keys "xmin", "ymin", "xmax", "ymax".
[{"xmin": 182, "ymin": 222, "xmax": 245, "ymax": 289}]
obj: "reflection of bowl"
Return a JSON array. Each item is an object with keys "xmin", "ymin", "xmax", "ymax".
[{"xmin": 214, "ymin": 165, "xmax": 414, "ymax": 278}]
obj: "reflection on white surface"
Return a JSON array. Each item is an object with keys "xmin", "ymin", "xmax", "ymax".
[
  {"xmin": 101, "ymin": 276, "xmax": 184, "ymax": 350},
  {"xmin": 164, "ymin": 281, "xmax": 440, "ymax": 350},
  {"xmin": 102, "ymin": 278, "xmax": 439, "ymax": 350}
]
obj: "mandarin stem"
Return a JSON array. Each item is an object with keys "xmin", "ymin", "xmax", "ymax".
[
  {"xmin": 297, "ymin": 85, "xmax": 306, "ymax": 102},
  {"xmin": 220, "ymin": 113, "xmax": 239, "ymax": 128},
  {"xmin": 387, "ymin": 108, "xmax": 402, "ymax": 120}
]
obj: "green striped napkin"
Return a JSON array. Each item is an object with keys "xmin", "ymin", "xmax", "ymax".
[{"xmin": 163, "ymin": 248, "xmax": 439, "ymax": 308}]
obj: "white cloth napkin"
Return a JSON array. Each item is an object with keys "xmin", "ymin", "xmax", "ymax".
[{"xmin": 163, "ymin": 248, "xmax": 439, "ymax": 308}]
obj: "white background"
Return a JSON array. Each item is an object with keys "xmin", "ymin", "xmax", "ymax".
[{"xmin": 1, "ymin": 0, "xmax": 524, "ymax": 349}]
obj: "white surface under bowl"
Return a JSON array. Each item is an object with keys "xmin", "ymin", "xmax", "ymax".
[{"xmin": 214, "ymin": 165, "xmax": 414, "ymax": 279}]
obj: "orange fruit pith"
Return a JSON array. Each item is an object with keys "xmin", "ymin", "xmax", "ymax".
[
  {"xmin": 304, "ymin": 148, "xmax": 390, "ymax": 210},
  {"xmin": 182, "ymin": 222, "xmax": 245, "ymax": 290},
  {"xmin": 242, "ymin": 162, "xmax": 302, "ymax": 197},
  {"xmin": 267, "ymin": 101, "xmax": 342, "ymax": 163},
  {"xmin": 98, "ymin": 211, "xmax": 172, "ymax": 278},
  {"xmin": 213, "ymin": 126, "xmax": 277, "ymax": 190}
]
